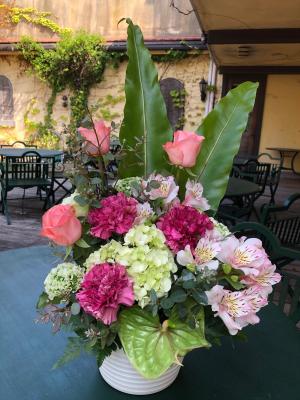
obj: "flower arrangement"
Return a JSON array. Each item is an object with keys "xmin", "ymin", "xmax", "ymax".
[{"xmin": 37, "ymin": 19, "xmax": 280, "ymax": 384}]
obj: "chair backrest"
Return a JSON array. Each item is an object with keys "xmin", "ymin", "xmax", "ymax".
[
  {"xmin": 4, "ymin": 151, "xmax": 55, "ymax": 185},
  {"xmin": 0, "ymin": 141, "xmax": 37, "ymax": 149},
  {"xmin": 271, "ymin": 270, "xmax": 300, "ymax": 323},
  {"xmin": 241, "ymin": 159, "xmax": 271, "ymax": 187},
  {"xmin": 260, "ymin": 193, "xmax": 300, "ymax": 246},
  {"xmin": 254, "ymin": 152, "xmax": 283, "ymax": 186}
]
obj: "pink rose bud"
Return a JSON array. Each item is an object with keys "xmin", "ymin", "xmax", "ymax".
[
  {"xmin": 78, "ymin": 120, "xmax": 111, "ymax": 156},
  {"xmin": 163, "ymin": 130, "xmax": 204, "ymax": 168},
  {"xmin": 41, "ymin": 204, "xmax": 82, "ymax": 246}
]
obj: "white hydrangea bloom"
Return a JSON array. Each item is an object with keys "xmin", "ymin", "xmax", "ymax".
[
  {"xmin": 44, "ymin": 262, "xmax": 84, "ymax": 301},
  {"xmin": 86, "ymin": 224, "xmax": 177, "ymax": 307},
  {"xmin": 62, "ymin": 190, "xmax": 89, "ymax": 217}
]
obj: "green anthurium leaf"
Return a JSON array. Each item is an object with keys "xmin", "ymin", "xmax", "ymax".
[
  {"xmin": 118, "ymin": 19, "xmax": 173, "ymax": 178},
  {"xmin": 179, "ymin": 82, "xmax": 258, "ymax": 210},
  {"xmin": 118, "ymin": 305, "xmax": 210, "ymax": 379}
]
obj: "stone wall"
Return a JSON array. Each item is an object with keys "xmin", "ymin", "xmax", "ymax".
[{"xmin": 0, "ymin": 52, "xmax": 222, "ymax": 147}]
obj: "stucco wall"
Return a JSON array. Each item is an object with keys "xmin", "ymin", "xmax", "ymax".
[
  {"xmin": 0, "ymin": 53, "xmax": 217, "ymax": 146},
  {"xmin": 259, "ymin": 74, "xmax": 300, "ymax": 170}
]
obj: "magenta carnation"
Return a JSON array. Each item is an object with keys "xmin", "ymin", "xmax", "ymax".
[
  {"xmin": 157, "ymin": 205, "xmax": 213, "ymax": 253},
  {"xmin": 76, "ymin": 263, "xmax": 134, "ymax": 325},
  {"xmin": 88, "ymin": 192, "xmax": 138, "ymax": 239}
]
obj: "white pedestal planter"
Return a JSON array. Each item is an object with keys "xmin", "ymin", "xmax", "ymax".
[{"xmin": 99, "ymin": 349, "xmax": 182, "ymax": 395}]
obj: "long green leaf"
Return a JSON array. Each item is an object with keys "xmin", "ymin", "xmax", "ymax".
[
  {"xmin": 118, "ymin": 19, "xmax": 173, "ymax": 178},
  {"xmin": 192, "ymin": 81, "xmax": 258, "ymax": 210}
]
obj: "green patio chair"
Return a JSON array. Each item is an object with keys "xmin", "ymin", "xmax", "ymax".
[
  {"xmin": 260, "ymin": 193, "xmax": 300, "ymax": 251},
  {"xmin": 270, "ymin": 270, "xmax": 300, "ymax": 324},
  {"xmin": 0, "ymin": 150, "xmax": 55, "ymax": 225},
  {"xmin": 231, "ymin": 221, "xmax": 300, "ymax": 269}
]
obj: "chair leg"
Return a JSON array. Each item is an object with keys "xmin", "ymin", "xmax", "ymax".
[{"xmin": 2, "ymin": 190, "xmax": 11, "ymax": 225}]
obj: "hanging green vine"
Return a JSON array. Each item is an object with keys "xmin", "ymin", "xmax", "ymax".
[{"xmin": 17, "ymin": 31, "xmax": 112, "ymax": 147}]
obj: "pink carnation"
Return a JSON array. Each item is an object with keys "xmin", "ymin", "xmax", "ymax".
[
  {"xmin": 88, "ymin": 192, "xmax": 138, "ymax": 239},
  {"xmin": 157, "ymin": 205, "xmax": 213, "ymax": 253},
  {"xmin": 76, "ymin": 263, "xmax": 134, "ymax": 325}
]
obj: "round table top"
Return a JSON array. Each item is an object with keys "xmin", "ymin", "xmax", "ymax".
[
  {"xmin": 225, "ymin": 177, "xmax": 260, "ymax": 197},
  {"xmin": 1, "ymin": 246, "xmax": 299, "ymax": 400},
  {"xmin": 0, "ymin": 148, "xmax": 63, "ymax": 157},
  {"xmin": 266, "ymin": 147, "xmax": 300, "ymax": 153}
]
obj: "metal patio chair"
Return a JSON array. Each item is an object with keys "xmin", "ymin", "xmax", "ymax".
[
  {"xmin": 0, "ymin": 150, "xmax": 55, "ymax": 224},
  {"xmin": 260, "ymin": 193, "xmax": 300, "ymax": 252}
]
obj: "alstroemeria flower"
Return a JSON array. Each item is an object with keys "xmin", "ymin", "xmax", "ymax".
[
  {"xmin": 183, "ymin": 180, "xmax": 210, "ymax": 211},
  {"xmin": 205, "ymin": 285, "xmax": 268, "ymax": 335},
  {"xmin": 241, "ymin": 262, "xmax": 281, "ymax": 295},
  {"xmin": 177, "ymin": 237, "xmax": 220, "ymax": 271},
  {"xmin": 134, "ymin": 202, "xmax": 155, "ymax": 225},
  {"xmin": 142, "ymin": 174, "xmax": 179, "ymax": 204},
  {"xmin": 217, "ymin": 236, "xmax": 269, "ymax": 276}
]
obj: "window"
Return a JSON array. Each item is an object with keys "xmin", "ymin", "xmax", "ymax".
[
  {"xmin": 0, "ymin": 75, "xmax": 14, "ymax": 126},
  {"xmin": 160, "ymin": 78, "xmax": 185, "ymax": 130}
]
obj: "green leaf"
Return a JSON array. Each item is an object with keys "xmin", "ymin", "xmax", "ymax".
[
  {"xmin": 191, "ymin": 82, "xmax": 258, "ymax": 210},
  {"xmin": 52, "ymin": 337, "xmax": 83, "ymax": 369},
  {"xmin": 36, "ymin": 292, "xmax": 50, "ymax": 309},
  {"xmin": 169, "ymin": 288, "xmax": 187, "ymax": 303},
  {"xmin": 222, "ymin": 276, "xmax": 245, "ymax": 290},
  {"xmin": 119, "ymin": 306, "xmax": 210, "ymax": 379},
  {"xmin": 75, "ymin": 238, "xmax": 91, "ymax": 248},
  {"xmin": 74, "ymin": 195, "xmax": 88, "ymax": 206},
  {"xmin": 71, "ymin": 302, "xmax": 81, "ymax": 315},
  {"xmin": 118, "ymin": 19, "xmax": 173, "ymax": 178}
]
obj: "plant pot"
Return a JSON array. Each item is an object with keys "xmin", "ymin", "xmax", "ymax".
[{"xmin": 99, "ymin": 349, "xmax": 182, "ymax": 395}]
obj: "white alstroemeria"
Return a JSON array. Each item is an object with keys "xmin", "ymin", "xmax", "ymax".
[
  {"xmin": 142, "ymin": 173, "xmax": 179, "ymax": 204},
  {"xmin": 177, "ymin": 237, "xmax": 220, "ymax": 271},
  {"xmin": 134, "ymin": 202, "xmax": 155, "ymax": 225},
  {"xmin": 183, "ymin": 180, "xmax": 210, "ymax": 211}
]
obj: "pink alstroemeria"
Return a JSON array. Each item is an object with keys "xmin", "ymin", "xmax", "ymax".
[
  {"xmin": 241, "ymin": 262, "xmax": 281, "ymax": 295},
  {"xmin": 205, "ymin": 285, "xmax": 268, "ymax": 335},
  {"xmin": 183, "ymin": 180, "xmax": 210, "ymax": 211},
  {"xmin": 177, "ymin": 237, "xmax": 220, "ymax": 271},
  {"xmin": 142, "ymin": 174, "xmax": 179, "ymax": 204},
  {"xmin": 217, "ymin": 236, "xmax": 269, "ymax": 276}
]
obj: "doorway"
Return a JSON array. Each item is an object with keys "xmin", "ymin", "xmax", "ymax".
[{"xmin": 222, "ymin": 74, "xmax": 267, "ymax": 157}]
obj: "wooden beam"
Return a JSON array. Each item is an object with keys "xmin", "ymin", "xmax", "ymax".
[
  {"xmin": 208, "ymin": 29, "xmax": 300, "ymax": 45},
  {"xmin": 219, "ymin": 66, "xmax": 300, "ymax": 74}
]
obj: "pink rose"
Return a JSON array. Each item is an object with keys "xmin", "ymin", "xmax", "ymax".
[
  {"xmin": 163, "ymin": 130, "xmax": 204, "ymax": 168},
  {"xmin": 41, "ymin": 204, "xmax": 82, "ymax": 246},
  {"xmin": 78, "ymin": 120, "xmax": 111, "ymax": 156}
]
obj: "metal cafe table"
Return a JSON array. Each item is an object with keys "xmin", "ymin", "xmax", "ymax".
[
  {"xmin": 0, "ymin": 147, "xmax": 63, "ymax": 159},
  {"xmin": 1, "ymin": 246, "xmax": 300, "ymax": 400},
  {"xmin": 267, "ymin": 146, "xmax": 300, "ymax": 174}
]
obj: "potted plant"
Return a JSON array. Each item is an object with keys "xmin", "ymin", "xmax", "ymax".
[{"xmin": 37, "ymin": 19, "xmax": 280, "ymax": 395}]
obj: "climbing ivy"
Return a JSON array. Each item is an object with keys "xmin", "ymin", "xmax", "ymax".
[{"xmin": 17, "ymin": 31, "xmax": 112, "ymax": 147}]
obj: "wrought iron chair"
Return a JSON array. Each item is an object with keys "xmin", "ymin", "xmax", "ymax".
[
  {"xmin": 0, "ymin": 151, "xmax": 55, "ymax": 224},
  {"xmin": 250, "ymin": 153, "xmax": 283, "ymax": 204},
  {"xmin": 0, "ymin": 141, "xmax": 37, "ymax": 149},
  {"xmin": 270, "ymin": 270, "xmax": 300, "ymax": 324},
  {"xmin": 260, "ymin": 193, "xmax": 300, "ymax": 252}
]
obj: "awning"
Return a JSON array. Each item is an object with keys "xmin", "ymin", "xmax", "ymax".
[{"xmin": 190, "ymin": 0, "xmax": 300, "ymax": 69}]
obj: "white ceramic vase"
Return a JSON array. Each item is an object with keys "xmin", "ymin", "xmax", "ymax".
[{"xmin": 99, "ymin": 349, "xmax": 181, "ymax": 395}]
